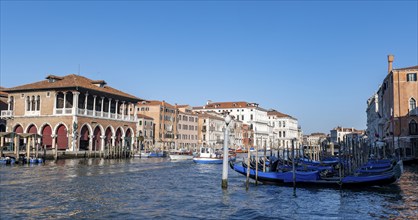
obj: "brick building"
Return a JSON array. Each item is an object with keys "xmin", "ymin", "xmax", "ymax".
[{"xmin": 366, "ymin": 55, "xmax": 417, "ymax": 160}]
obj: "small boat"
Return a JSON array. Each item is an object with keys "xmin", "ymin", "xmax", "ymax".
[
  {"xmin": 193, "ymin": 147, "xmax": 236, "ymax": 164},
  {"xmin": 0, "ymin": 157, "xmax": 16, "ymax": 165},
  {"xmin": 149, "ymin": 151, "xmax": 165, "ymax": 158},
  {"xmin": 169, "ymin": 150, "xmax": 193, "ymax": 160}
]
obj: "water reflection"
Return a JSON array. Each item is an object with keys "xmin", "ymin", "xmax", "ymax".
[{"xmin": 0, "ymin": 159, "xmax": 417, "ymax": 219}]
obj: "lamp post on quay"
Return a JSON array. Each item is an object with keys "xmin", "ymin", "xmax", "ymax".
[{"xmin": 222, "ymin": 114, "xmax": 232, "ymax": 189}]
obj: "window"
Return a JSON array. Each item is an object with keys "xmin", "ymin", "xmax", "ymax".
[
  {"xmin": 283, "ymin": 121, "xmax": 286, "ymax": 127},
  {"xmin": 139, "ymin": 120, "xmax": 142, "ymax": 126},
  {"xmin": 46, "ymin": 92, "xmax": 50, "ymax": 97},
  {"xmin": 407, "ymin": 73, "xmax": 417, "ymax": 82},
  {"xmin": 26, "ymin": 96, "xmax": 30, "ymax": 111},
  {"xmin": 250, "ymin": 114, "xmax": 253, "ymax": 120},
  {"xmin": 9, "ymin": 96, "xmax": 14, "ymax": 110},
  {"xmin": 409, "ymin": 120, "xmax": 417, "ymax": 135},
  {"xmin": 36, "ymin": 95, "xmax": 40, "ymax": 111},
  {"xmin": 31, "ymin": 96, "xmax": 36, "ymax": 111},
  {"xmin": 241, "ymin": 115, "xmax": 244, "ymax": 120},
  {"xmin": 283, "ymin": 131, "xmax": 286, "ymax": 137},
  {"xmin": 410, "ymin": 98, "xmax": 416, "ymax": 111}
]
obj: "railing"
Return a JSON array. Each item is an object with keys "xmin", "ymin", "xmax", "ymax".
[
  {"xmin": 25, "ymin": 111, "xmax": 40, "ymax": 116},
  {"xmin": 0, "ymin": 110, "xmax": 13, "ymax": 118},
  {"xmin": 55, "ymin": 107, "xmax": 135, "ymax": 122},
  {"xmin": 55, "ymin": 108, "xmax": 73, "ymax": 115},
  {"xmin": 410, "ymin": 108, "xmax": 418, "ymax": 116}
]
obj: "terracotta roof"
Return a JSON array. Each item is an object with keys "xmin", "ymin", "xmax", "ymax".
[
  {"xmin": 393, "ymin": 65, "xmax": 418, "ymax": 71},
  {"xmin": 268, "ymin": 110, "xmax": 295, "ymax": 119},
  {"xmin": 196, "ymin": 111, "xmax": 224, "ymax": 121},
  {"xmin": 0, "ymin": 87, "xmax": 7, "ymax": 97},
  {"xmin": 4, "ymin": 74, "xmax": 143, "ymax": 101},
  {"xmin": 137, "ymin": 100, "xmax": 176, "ymax": 109},
  {"xmin": 176, "ymin": 104, "xmax": 189, "ymax": 108},
  {"xmin": 137, "ymin": 113, "xmax": 154, "ymax": 120},
  {"xmin": 197, "ymin": 101, "xmax": 259, "ymax": 109}
]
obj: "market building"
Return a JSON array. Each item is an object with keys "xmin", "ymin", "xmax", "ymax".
[{"xmin": 1, "ymin": 74, "xmax": 143, "ymax": 152}]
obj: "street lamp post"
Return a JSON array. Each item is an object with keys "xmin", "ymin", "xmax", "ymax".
[{"xmin": 222, "ymin": 114, "xmax": 231, "ymax": 189}]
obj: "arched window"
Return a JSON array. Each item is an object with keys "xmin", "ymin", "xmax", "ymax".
[
  {"xmin": 26, "ymin": 96, "xmax": 30, "ymax": 111},
  {"xmin": 9, "ymin": 96, "xmax": 14, "ymax": 110},
  {"xmin": 36, "ymin": 95, "xmax": 40, "ymax": 111},
  {"xmin": 410, "ymin": 98, "xmax": 416, "ymax": 111},
  {"xmin": 31, "ymin": 96, "xmax": 36, "ymax": 111},
  {"xmin": 56, "ymin": 92, "xmax": 64, "ymax": 108},
  {"xmin": 410, "ymin": 120, "xmax": 417, "ymax": 135}
]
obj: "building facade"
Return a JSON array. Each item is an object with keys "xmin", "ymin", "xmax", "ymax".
[
  {"xmin": 0, "ymin": 88, "xmax": 7, "ymax": 132},
  {"xmin": 136, "ymin": 100, "xmax": 176, "ymax": 150},
  {"xmin": 176, "ymin": 105, "xmax": 198, "ymax": 151},
  {"xmin": 268, "ymin": 110, "xmax": 300, "ymax": 148},
  {"xmin": 137, "ymin": 114, "xmax": 154, "ymax": 150},
  {"xmin": 1, "ymin": 74, "xmax": 143, "ymax": 152},
  {"xmin": 330, "ymin": 127, "xmax": 364, "ymax": 144},
  {"xmin": 366, "ymin": 55, "xmax": 418, "ymax": 159},
  {"xmin": 193, "ymin": 101, "xmax": 271, "ymax": 147}
]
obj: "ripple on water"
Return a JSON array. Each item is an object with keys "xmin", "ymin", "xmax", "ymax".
[{"xmin": 0, "ymin": 159, "xmax": 417, "ymax": 219}]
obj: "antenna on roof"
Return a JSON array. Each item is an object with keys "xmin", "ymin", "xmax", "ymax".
[{"xmin": 78, "ymin": 64, "xmax": 81, "ymax": 75}]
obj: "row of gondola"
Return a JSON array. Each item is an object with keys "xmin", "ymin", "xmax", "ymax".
[
  {"xmin": 0, "ymin": 156, "xmax": 44, "ymax": 165},
  {"xmin": 230, "ymin": 156, "xmax": 403, "ymax": 188}
]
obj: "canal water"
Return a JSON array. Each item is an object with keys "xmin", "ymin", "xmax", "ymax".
[{"xmin": 1, "ymin": 157, "xmax": 417, "ymax": 219}]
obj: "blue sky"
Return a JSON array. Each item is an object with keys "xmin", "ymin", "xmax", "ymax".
[{"xmin": 1, "ymin": 1, "xmax": 417, "ymax": 134}]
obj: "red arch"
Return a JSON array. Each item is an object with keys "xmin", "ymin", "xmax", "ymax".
[
  {"xmin": 14, "ymin": 125, "xmax": 23, "ymax": 133},
  {"xmin": 80, "ymin": 125, "xmax": 90, "ymax": 151},
  {"xmin": 115, "ymin": 128, "xmax": 122, "ymax": 146},
  {"xmin": 27, "ymin": 125, "xmax": 37, "ymax": 134},
  {"xmin": 56, "ymin": 124, "xmax": 68, "ymax": 150},
  {"xmin": 42, "ymin": 125, "xmax": 52, "ymax": 149},
  {"xmin": 93, "ymin": 126, "xmax": 102, "ymax": 151},
  {"xmin": 105, "ymin": 127, "xmax": 112, "ymax": 147}
]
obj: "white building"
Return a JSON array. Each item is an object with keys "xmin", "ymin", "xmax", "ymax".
[
  {"xmin": 267, "ymin": 110, "xmax": 300, "ymax": 148},
  {"xmin": 366, "ymin": 91, "xmax": 382, "ymax": 146},
  {"xmin": 193, "ymin": 101, "xmax": 271, "ymax": 147},
  {"xmin": 330, "ymin": 126, "xmax": 364, "ymax": 144}
]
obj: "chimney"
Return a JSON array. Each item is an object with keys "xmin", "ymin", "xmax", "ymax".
[
  {"xmin": 388, "ymin": 54, "xmax": 394, "ymax": 74},
  {"xmin": 207, "ymin": 100, "xmax": 212, "ymax": 105}
]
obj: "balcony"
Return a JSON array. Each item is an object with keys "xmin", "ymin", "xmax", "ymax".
[
  {"xmin": 410, "ymin": 108, "xmax": 417, "ymax": 116},
  {"xmin": 0, "ymin": 110, "xmax": 13, "ymax": 119},
  {"xmin": 57, "ymin": 108, "xmax": 135, "ymax": 122}
]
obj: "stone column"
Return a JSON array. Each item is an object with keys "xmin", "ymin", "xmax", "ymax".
[
  {"xmin": 100, "ymin": 135, "xmax": 106, "ymax": 152},
  {"xmin": 93, "ymin": 95, "xmax": 97, "ymax": 116},
  {"xmin": 101, "ymin": 97, "xmax": 104, "ymax": 117},
  {"xmin": 122, "ymin": 135, "xmax": 126, "ymax": 148},
  {"xmin": 134, "ymin": 103, "xmax": 138, "ymax": 120},
  {"xmin": 122, "ymin": 101, "xmax": 125, "ymax": 120},
  {"xmin": 128, "ymin": 103, "xmax": 131, "ymax": 120},
  {"xmin": 89, "ymin": 135, "xmax": 94, "ymax": 153},
  {"xmin": 72, "ymin": 91, "xmax": 79, "ymax": 115},
  {"xmin": 84, "ymin": 92, "xmax": 89, "ymax": 115},
  {"xmin": 111, "ymin": 136, "xmax": 116, "ymax": 147},
  {"xmin": 53, "ymin": 92, "xmax": 57, "ymax": 115},
  {"xmin": 115, "ymin": 100, "xmax": 119, "ymax": 119},
  {"xmin": 63, "ymin": 92, "xmax": 67, "ymax": 110},
  {"xmin": 108, "ymin": 98, "xmax": 112, "ymax": 118}
]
